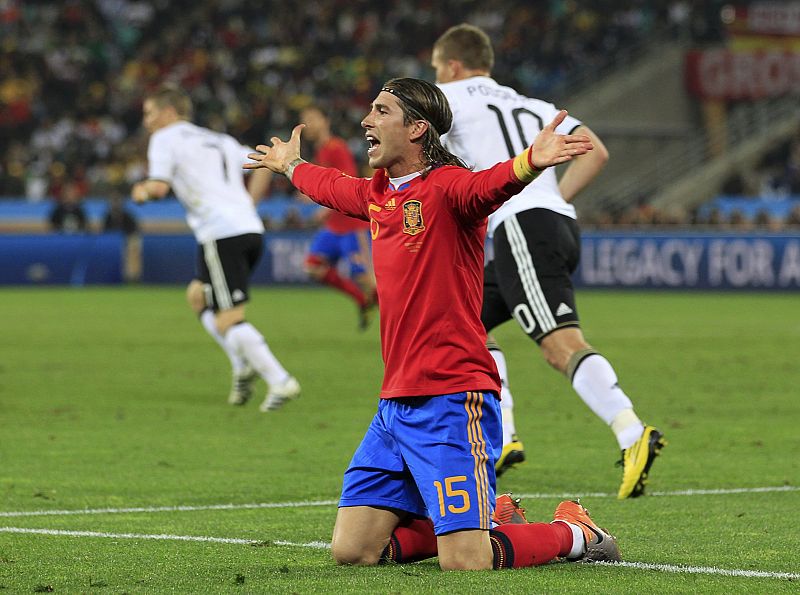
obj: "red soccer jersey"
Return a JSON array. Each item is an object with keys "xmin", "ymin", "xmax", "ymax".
[
  {"xmin": 313, "ymin": 137, "xmax": 369, "ymax": 234},
  {"xmin": 292, "ymin": 159, "xmax": 527, "ymax": 398}
]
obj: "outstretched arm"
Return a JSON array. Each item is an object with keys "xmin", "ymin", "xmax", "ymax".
[
  {"xmin": 132, "ymin": 179, "xmax": 170, "ymax": 203},
  {"xmin": 245, "ymin": 125, "xmax": 369, "ymax": 220},
  {"xmin": 513, "ymin": 110, "xmax": 594, "ymax": 182},
  {"xmin": 557, "ymin": 125, "xmax": 608, "ymax": 202},
  {"xmin": 448, "ymin": 110, "xmax": 594, "ymax": 220},
  {"xmin": 244, "ymin": 125, "xmax": 307, "ymax": 182}
]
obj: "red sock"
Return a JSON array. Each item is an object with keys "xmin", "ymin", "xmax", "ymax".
[
  {"xmin": 321, "ymin": 268, "xmax": 368, "ymax": 307},
  {"xmin": 490, "ymin": 522, "xmax": 571, "ymax": 568},
  {"xmin": 381, "ymin": 518, "xmax": 438, "ymax": 564}
]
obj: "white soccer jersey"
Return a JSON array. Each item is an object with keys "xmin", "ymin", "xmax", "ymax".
[
  {"xmin": 439, "ymin": 76, "xmax": 581, "ymax": 235},
  {"xmin": 147, "ymin": 121, "xmax": 264, "ymax": 243}
]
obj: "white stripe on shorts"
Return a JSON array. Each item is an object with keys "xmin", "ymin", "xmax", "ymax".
[
  {"xmin": 203, "ymin": 240, "xmax": 233, "ymax": 310},
  {"xmin": 504, "ymin": 214, "xmax": 557, "ymax": 333}
]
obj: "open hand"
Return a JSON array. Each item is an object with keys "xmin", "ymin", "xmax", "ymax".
[
  {"xmin": 530, "ymin": 111, "xmax": 593, "ymax": 169},
  {"xmin": 244, "ymin": 124, "xmax": 305, "ymax": 175}
]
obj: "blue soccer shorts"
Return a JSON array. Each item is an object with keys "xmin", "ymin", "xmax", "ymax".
[
  {"xmin": 308, "ymin": 229, "xmax": 368, "ymax": 276},
  {"xmin": 339, "ymin": 391, "xmax": 502, "ymax": 535}
]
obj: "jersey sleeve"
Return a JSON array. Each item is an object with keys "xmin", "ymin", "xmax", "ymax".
[
  {"xmin": 146, "ymin": 131, "xmax": 175, "ymax": 183},
  {"xmin": 557, "ymin": 112, "xmax": 582, "ymax": 135},
  {"xmin": 440, "ymin": 160, "xmax": 528, "ymax": 222},
  {"xmin": 291, "ymin": 162, "xmax": 370, "ymax": 221}
]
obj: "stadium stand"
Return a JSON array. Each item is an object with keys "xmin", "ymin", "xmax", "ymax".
[
  {"xmin": 1, "ymin": 0, "xmax": 796, "ymax": 231},
  {"xmin": 2, "ymin": 0, "xmax": 718, "ymax": 209}
]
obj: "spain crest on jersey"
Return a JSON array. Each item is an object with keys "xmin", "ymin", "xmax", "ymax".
[{"xmin": 402, "ymin": 200, "xmax": 425, "ymax": 236}]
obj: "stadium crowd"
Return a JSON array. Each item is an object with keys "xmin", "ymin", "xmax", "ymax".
[{"xmin": 2, "ymin": 0, "xmax": 725, "ymax": 207}]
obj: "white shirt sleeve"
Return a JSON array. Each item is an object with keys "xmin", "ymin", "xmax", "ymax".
[{"xmin": 147, "ymin": 131, "xmax": 175, "ymax": 182}]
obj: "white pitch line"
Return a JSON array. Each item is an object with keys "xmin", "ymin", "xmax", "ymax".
[
  {"xmin": 601, "ymin": 561, "xmax": 800, "ymax": 581},
  {"xmin": 517, "ymin": 485, "xmax": 800, "ymax": 500},
  {"xmin": 0, "ymin": 499, "xmax": 338, "ymax": 518},
  {"xmin": 1, "ymin": 486, "xmax": 797, "ymax": 519},
  {"xmin": 0, "ymin": 527, "xmax": 333, "ymax": 549},
  {"xmin": 0, "ymin": 527, "xmax": 255, "ymax": 545},
  {"xmin": 0, "ymin": 528, "xmax": 795, "ymax": 581}
]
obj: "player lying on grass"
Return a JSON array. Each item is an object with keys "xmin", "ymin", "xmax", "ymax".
[{"xmin": 245, "ymin": 77, "xmax": 619, "ymax": 570}]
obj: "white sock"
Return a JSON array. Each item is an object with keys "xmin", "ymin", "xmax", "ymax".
[
  {"xmin": 489, "ymin": 348, "xmax": 517, "ymax": 447},
  {"xmin": 611, "ymin": 409, "xmax": 646, "ymax": 450},
  {"xmin": 555, "ymin": 521, "xmax": 586, "ymax": 559},
  {"xmin": 571, "ymin": 354, "xmax": 644, "ymax": 449},
  {"xmin": 225, "ymin": 322, "xmax": 290, "ymax": 386},
  {"xmin": 200, "ymin": 309, "xmax": 246, "ymax": 374}
]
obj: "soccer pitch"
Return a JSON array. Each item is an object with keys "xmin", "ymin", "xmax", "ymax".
[{"xmin": 1, "ymin": 287, "xmax": 798, "ymax": 593}]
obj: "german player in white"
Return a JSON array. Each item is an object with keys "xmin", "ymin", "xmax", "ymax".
[
  {"xmin": 132, "ymin": 85, "xmax": 300, "ymax": 412},
  {"xmin": 432, "ymin": 25, "xmax": 665, "ymax": 498}
]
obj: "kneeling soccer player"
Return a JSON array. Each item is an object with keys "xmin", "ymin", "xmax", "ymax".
[{"xmin": 246, "ymin": 76, "xmax": 619, "ymax": 570}]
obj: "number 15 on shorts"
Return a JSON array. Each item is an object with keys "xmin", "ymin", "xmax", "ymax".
[{"xmin": 433, "ymin": 475, "xmax": 471, "ymax": 516}]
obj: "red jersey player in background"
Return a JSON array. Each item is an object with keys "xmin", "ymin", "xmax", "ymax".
[
  {"xmin": 246, "ymin": 78, "xmax": 621, "ymax": 571},
  {"xmin": 299, "ymin": 105, "xmax": 377, "ymax": 329}
]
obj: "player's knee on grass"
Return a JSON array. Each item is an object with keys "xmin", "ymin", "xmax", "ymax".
[
  {"xmin": 331, "ymin": 540, "xmax": 383, "ymax": 566},
  {"xmin": 436, "ymin": 530, "xmax": 493, "ymax": 571}
]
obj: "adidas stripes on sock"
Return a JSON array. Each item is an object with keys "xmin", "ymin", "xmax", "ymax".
[
  {"xmin": 378, "ymin": 517, "xmax": 579, "ymax": 569},
  {"xmin": 380, "ymin": 518, "xmax": 438, "ymax": 564},
  {"xmin": 490, "ymin": 522, "xmax": 571, "ymax": 569}
]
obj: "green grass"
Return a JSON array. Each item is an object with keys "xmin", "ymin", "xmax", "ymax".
[{"xmin": 1, "ymin": 287, "xmax": 798, "ymax": 593}]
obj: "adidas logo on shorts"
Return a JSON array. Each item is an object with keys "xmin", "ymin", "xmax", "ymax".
[{"xmin": 555, "ymin": 303, "xmax": 573, "ymax": 317}]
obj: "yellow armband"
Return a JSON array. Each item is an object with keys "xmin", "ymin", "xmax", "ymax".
[{"xmin": 512, "ymin": 147, "xmax": 543, "ymax": 184}]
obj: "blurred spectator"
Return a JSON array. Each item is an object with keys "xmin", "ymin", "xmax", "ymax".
[
  {"xmin": 102, "ymin": 193, "xmax": 139, "ymax": 236},
  {"xmin": 726, "ymin": 209, "xmax": 752, "ymax": 230},
  {"xmin": 103, "ymin": 193, "xmax": 142, "ymax": 282},
  {"xmin": 1, "ymin": 0, "xmax": 716, "ymax": 202},
  {"xmin": 48, "ymin": 181, "xmax": 88, "ymax": 233},
  {"xmin": 786, "ymin": 205, "xmax": 800, "ymax": 227},
  {"xmin": 283, "ymin": 206, "xmax": 308, "ymax": 231}
]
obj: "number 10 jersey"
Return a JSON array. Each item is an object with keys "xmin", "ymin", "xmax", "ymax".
[{"xmin": 438, "ymin": 76, "xmax": 581, "ymax": 235}]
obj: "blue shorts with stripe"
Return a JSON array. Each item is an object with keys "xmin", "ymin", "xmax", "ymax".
[
  {"xmin": 339, "ymin": 391, "xmax": 501, "ymax": 535},
  {"xmin": 308, "ymin": 229, "xmax": 368, "ymax": 276}
]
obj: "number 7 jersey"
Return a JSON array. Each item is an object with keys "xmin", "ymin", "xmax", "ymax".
[
  {"xmin": 438, "ymin": 76, "xmax": 582, "ymax": 235},
  {"xmin": 147, "ymin": 121, "xmax": 264, "ymax": 243}
]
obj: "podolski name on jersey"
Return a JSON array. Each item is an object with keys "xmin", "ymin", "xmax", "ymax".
[{"xmin": 402, "ymin": 200, "xmax": 425, "ymax": 236}]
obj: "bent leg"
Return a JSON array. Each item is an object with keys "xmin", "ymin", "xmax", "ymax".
[
  {"xmin": 220, "ymin": 305, "xmax": 292, "ymax": 388},
  {"xmin": 437, "ymin": 529, "xmax": 493, "ymax": 571},
  {"xmin": 539, "ymin": 326, "xmax": 589, "ymax": 374},
  {"xmin": 542, "ymin": 327, "xmax": 644, "ymax": 450},
  {"xmin": 186, "ymin": 279, "xmax": 207, "ymax": 315},
  {"xmin": 304, "ymin": 253, "xmax": 330, "ymax": 282},
  {"xmin": 382, "ymin": 517, "xmax": 438, "ymax": 564},
  {"xmin": 188, "ymin": 280, "xmax": 247, "ymax": 375},
  {"xmin": 331, "ymin": 506, "xmax": 404, "ymax": 566}
]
